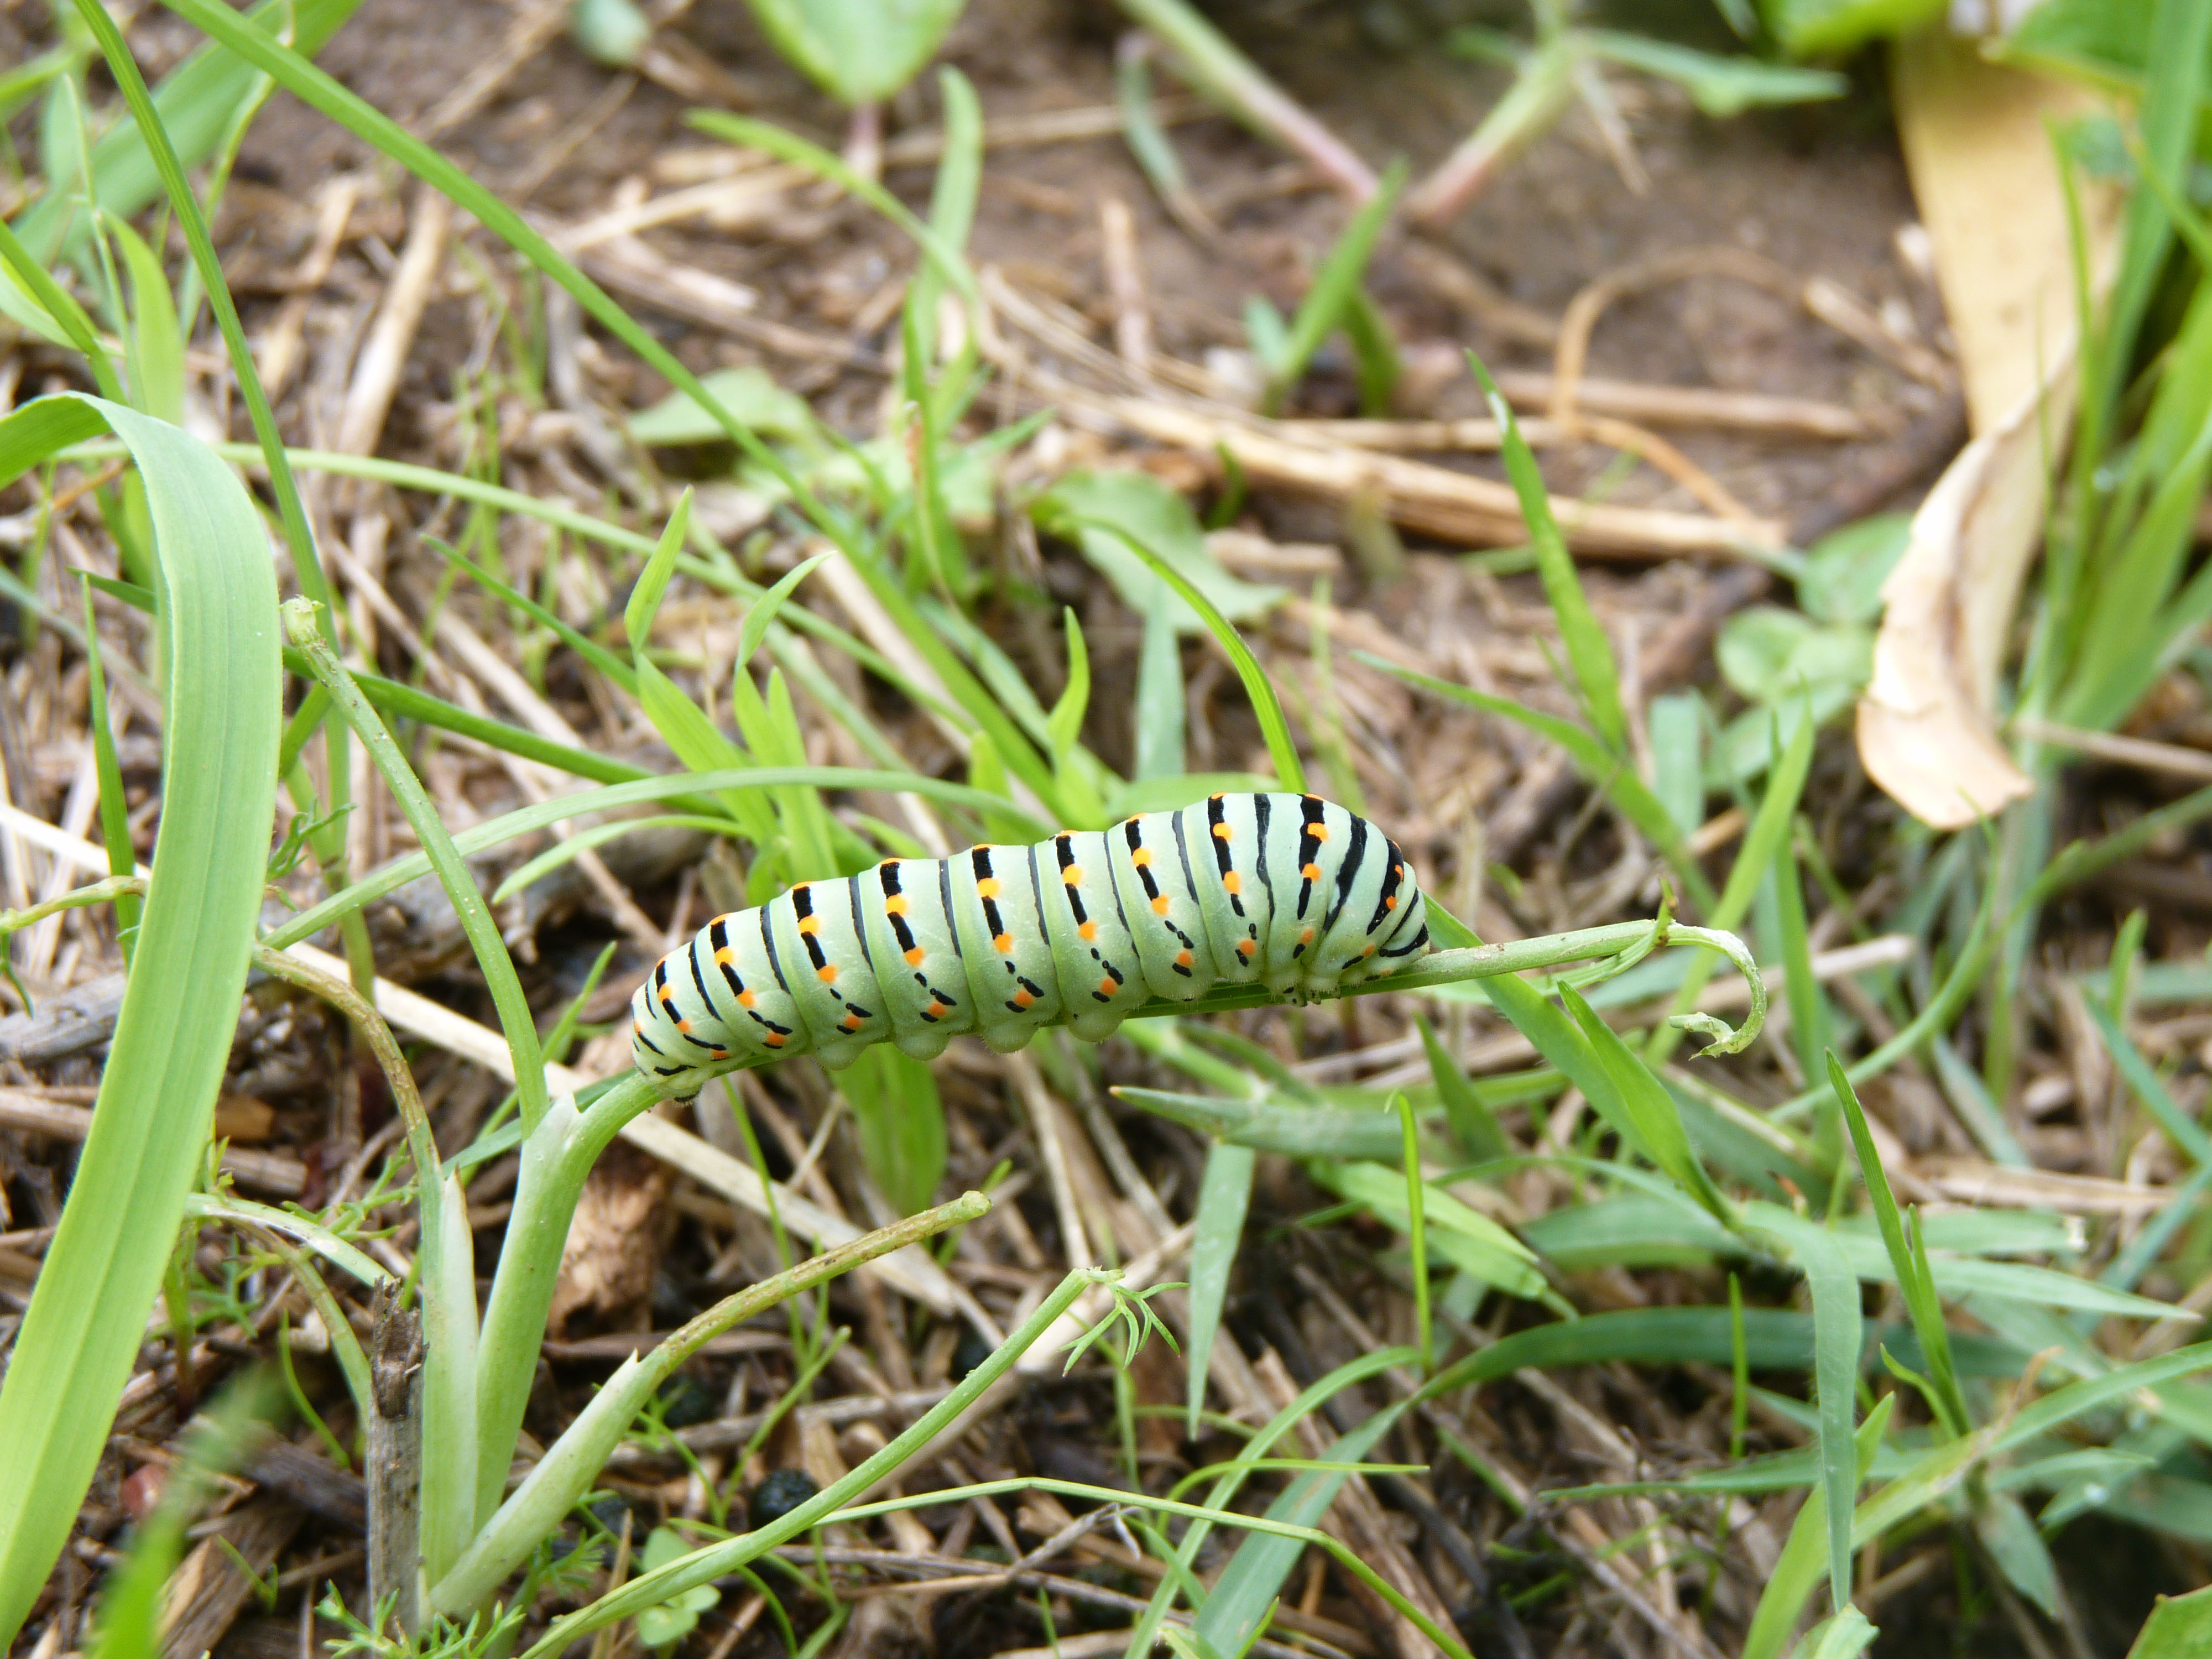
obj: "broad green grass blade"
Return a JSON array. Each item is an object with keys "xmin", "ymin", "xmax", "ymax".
[
  {"xmin": 2126, "ymin": 1583, "xmax": 2212, "ymax": 1658},
  {"xmin": 107, "ymin": 218, "xmax": 184, "ymax": 423},
  {"xmin": 1741, "ymin": 1394, "xmax": 1891, "ymax": 1659},
  {"xmin": 1192, "ymin": 1400, "xmax": 1406, "ymax": 1658},
  {"xmin": 1184, "ymin": 1141, "xmax": 1255, "ymax": 1434},
  {"xmin": 1314, "ymin": 1161, "xmax": 1543, "ymax": 1297},
  {"xmin": 1649, "ymin": 690, "xmax": 1703, "ymax": 836},
  {"xmin": 0, "ymin": 397, "xmax": 280, "ymax": 1648},
  {"xmin": 839, "ymin": 1045, "xmax": 947, "ymax": 1216},
  {"xmin": 1797, "ymin": 1223, "xmax": 1863, "ymax": 1619},
  {"xmin": 1561, "ymin": 983, "xmax": 1735, "ymax": 1222},
  {"xmin": 1466, "ymin": 352, "xmax": 1626, "ymax": 753},
  {"xmin": 1828, "ymin": 1056, "xmax": 1968, "ymax": 1435},
  {"xmin": 417, "ymin": 1175, "xmax": 480, "ymax": 1585},
  {"xmin": 80, "ymin": 580, "xmax": 140, "ymax": 958},
  {"xmin": 1790, "ymin": 1606, "xmax": 1878, "ymax": 1659},
  {"xmin": 1417, "ymin": 1013, "xmax": 1506, "ymax": 1160},
  {"xmin": 1135, "ymin": 604, "xmax": 1187, "ymax": 780}
]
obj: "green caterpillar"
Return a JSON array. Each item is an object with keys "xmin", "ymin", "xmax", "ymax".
[{"xmin": 629, "ymin": 791, "xmax": 1431, "ymax": 1094}]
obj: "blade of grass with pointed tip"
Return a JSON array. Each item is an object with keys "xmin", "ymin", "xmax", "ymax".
[
  {"xmin": 1364, "ymin": 655, "xmax": 1711, "ymax": 911},
  {"xmin": 1466, "ymin": 351, "xmax": 1625, "ymax": 753},
  {"xmin": 1264, "ymin": 160, "xmax": 1405, "ymax": 415},
  {"xmin": 1078, "ymin": 518, "xmax": 1304, "ymax": 791},
  {"xmin": 0, "ymin": 397, "xmax": 280, "ymax": 1649},
  {"xmin": 1184, "ymin": 1140, "xmax": 1255, "ymax": 1436},
  {"xmin": 1827, "ymin": 1056, "xmax": 1968, "ymax": 1437}
]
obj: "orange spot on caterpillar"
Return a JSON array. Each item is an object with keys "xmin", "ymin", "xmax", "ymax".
[
  {"xmin": 817, "ymin": 964, "xmax": 838, "ymax": 984},
  {"xmin": 1151, "ymin": 895, "xmax": 1171, "ymax": 916},
  {"xmin": 842, "ymin": 1013, "xmax": 863, "ymax": 1030},
  {"xmin": 1096, "ymin": 977, "xmax": 1118, "ymax": 998},
  {"xmin": 1062, "ymin": 865, "xmax": 1084, "ymax": 885},
  {"xmin": 1130, "ymin": 847, "xmax": 1153, "ymax": 867},
  {"xmin": 1237, "ymin": 939, "xmax": 1257, "ymax": 958},
  {"xmin": 1012, "ymin": 988, "xmax": 1036, "ymax": 1008},
  {"xmin": 765, "ymin": 1032, "xmax": 786, "ymax": 1047},
  {"xmin": 1175, "ymin": 948, "xmax": 1194, "ymax": 968},
  {"xmin": 675, "ymin": 1019, "xmax": 691, "ymax": 1032},
  {"xmin": 1300, "ymin": 927, "xmax": 1316, "ymax": 944},
  {"xmin": 1312, "ymin": 825, "xmax": 1330, "ymax": 841},
  {"xmin": 1213, "ymin": 822, "xmax": 1232, "ymax": 839},
  {"xmin": 1223, "ymin": 873, "xmax": 1241, "ymax": 895},
  {"xmin": 904, "ymin": 947, "xmax": 925, "ymax": 966},
  {"xmin": 885, "ymin": 895, "xmax": 909, "ymax": 916},
  {"xmin": 1364, "ymin": 943, "xmax": 1378, "ymax": 956},
  {"xmin": 1302, "ymin": 863, "xmax": 1322, "ymax": 881},
  {"xmin": 738, "ymin": 989, "xmax": 757, "ymax": 1008},
  {"xmin": 1078, "ymin": 921, "xmax": 1098, "ymax": 941},
  {"xmin": 994, "ymin": 933, "xmax": 1015, "ymax": 953},
  {"xmin": 1385, "ymin": 895, "xmax": 1398, "ymax": 910},
  {"xmin": 797, "ymin": 916, "xmax": 821, "ymax": 936},
  {"xmin": 977, "ymin": 878, "xmax": 1002, "ymax": 899}
]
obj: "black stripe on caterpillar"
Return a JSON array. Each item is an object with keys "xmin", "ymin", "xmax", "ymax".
[{"xmin": 629, "ymin": 791, "xmax": 1431, "ymax": 1094}]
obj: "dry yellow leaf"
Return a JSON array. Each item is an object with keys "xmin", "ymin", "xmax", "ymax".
[{"xmin": 1856, "ymin": 30, "xmax": 2121, "ymax": 830}]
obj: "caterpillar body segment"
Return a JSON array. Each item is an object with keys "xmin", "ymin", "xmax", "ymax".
[{"xmin": 630, "ymin": 792, "xmax": 1431, "ymax": 1094}]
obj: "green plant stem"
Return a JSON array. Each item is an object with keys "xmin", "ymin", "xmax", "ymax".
[
  {"xmin": 250, "ymin": 944, "xmax": 439, "ymax": 1206},
  {"xmin": 466, "ymin": 1091, "xmax": 586, "ymax": 1531},
  {"xmin": 283, "ymin": 598, "xmax": 549, "ymax": 1133},
  {"xmin": 1112, "ymin": 0, "xmax": 1379, "ymax": 199},
  {"xmin": 434, "ymin": 1190, "xmax": 989, "ymax": 1613}
]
